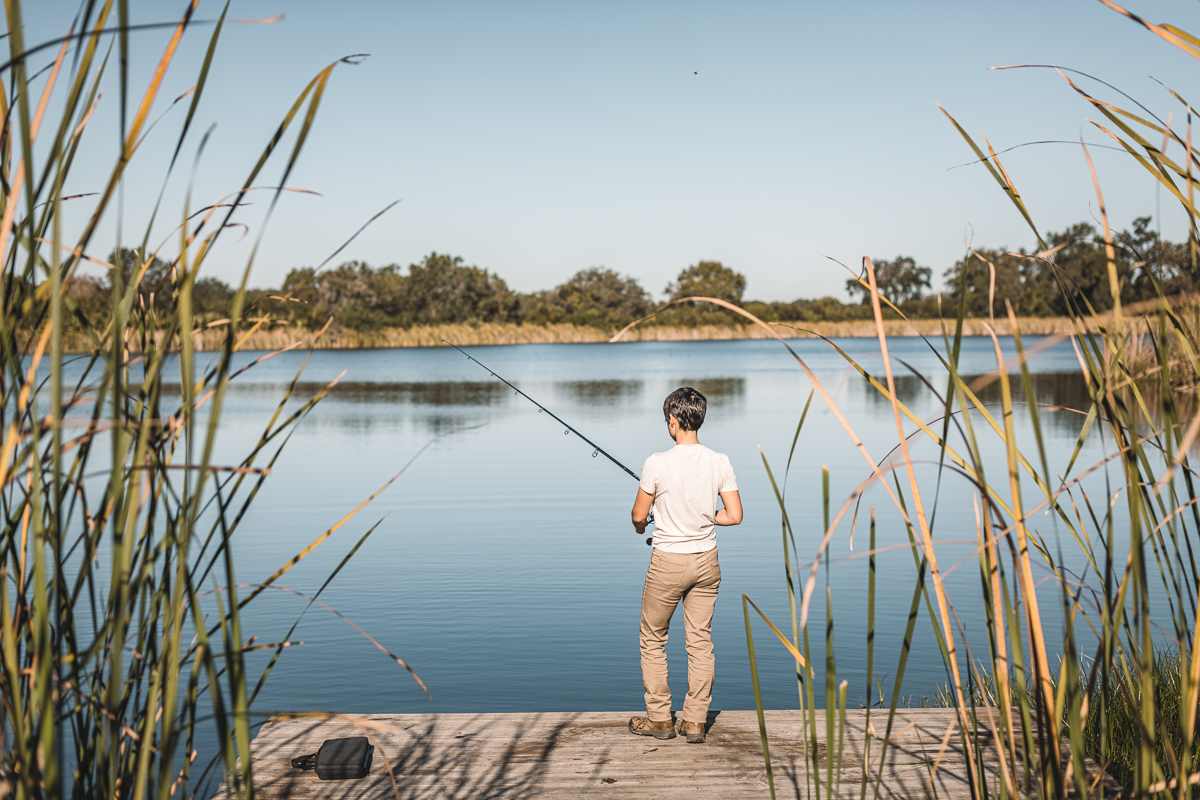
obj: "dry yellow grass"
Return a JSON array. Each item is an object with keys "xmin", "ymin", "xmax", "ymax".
[{"xmin": 65, "ymin": 316, "xmax": 1094, "ymax": 353}]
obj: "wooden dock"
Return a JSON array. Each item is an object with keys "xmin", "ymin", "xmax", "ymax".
[{"xmin": 218, "ymin": 708, "xmax": 1002, "ymax": 798}]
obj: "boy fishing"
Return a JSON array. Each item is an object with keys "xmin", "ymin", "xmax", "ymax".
[{"xmin": 628, "ymin": 387, "xmax": 743, "ymax": 744}]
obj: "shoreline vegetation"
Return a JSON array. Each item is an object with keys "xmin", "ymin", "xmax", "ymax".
[
  {"xmin": 44, "ymin": 212, "xmax": 1200, "ymax": 357},
  {"xmin": 156, "ymin": 314, "xmax": 1108, "ymax": 351},
  {"xmin": 60, "ymin": 298, "xmax": 1189, "ymax": 353},
  {"xmin": 44, "ymin": 212, "xmax": 1200, "ymax": 356}
]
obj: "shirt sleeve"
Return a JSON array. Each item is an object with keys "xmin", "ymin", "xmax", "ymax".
[
  {"xmin": 718, "ymin": 455, "xmax": 739, "ymax": 493},
  {"xmin": 639, "ymin": 456, "xmax": 657, "ymax": 495}
]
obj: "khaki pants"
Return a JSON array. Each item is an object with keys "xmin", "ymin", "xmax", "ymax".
[{"xmin": 639, "ymin": 547, "xmax": 721, "ymax": 724}]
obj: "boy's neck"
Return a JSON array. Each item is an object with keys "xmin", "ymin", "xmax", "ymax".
[{"xmin": 673, "ymin": 430, "xmax": 701, "ymax": 446}]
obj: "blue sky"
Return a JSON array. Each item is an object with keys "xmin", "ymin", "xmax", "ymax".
[{"xmin": 22, "ymin": 0, "xmax": 1200, "ymax": 299}]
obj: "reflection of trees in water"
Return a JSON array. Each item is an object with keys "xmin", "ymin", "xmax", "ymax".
[
  {"xmin": 864, "ymin": 372, "xmax": 1092, "ymax": 434},
  {"xmin": 158, "ymin": 380, "xmax": 510, "ymax": 407},
  {"xmin": 970, "ymin": 372, "xmax": 1092, "ymax": 415},
  {"xmin": 668, "ymin": 377, "xmax": 746, "ymax": 404},
  {"xmin": 554, "ymin": 379, "xmax": 644, "ymax": 405},
  {"xmin": 413, "ymin": 412, "xmax": 487, "ymax": 436},
  {"xmin": 301, "ymin": 411, "xmax": 488, "ymax": 436}
]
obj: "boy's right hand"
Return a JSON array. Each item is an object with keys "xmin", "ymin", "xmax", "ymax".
[{"xmin": 631, "ymin": 487, "xmax": 654, "ymax": 534}]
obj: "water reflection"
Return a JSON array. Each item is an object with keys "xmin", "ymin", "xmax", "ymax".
[
  {"xmin": 159, "ymin": 380, "xmax": 510, "ymax": 406},
  {"xmin": 413, "ymin": 412, "xmax": 489, "ymax": 436},
  {"xmin": 669, "ymin": 377, "xmax": 746, "ymax": 404},
  {"xmin": 866, "ymin": 371, "xmax": 1091, "ymax": 433},
  {"xmin": 554, "ymin": 379, "xmax": 644, "ymax": 405},
  {"xmin": 971, "ymin": 371, "xmax": 1092, "ymax": 413},
  {"xmin": 291, "ymin": 409, "xmax": 492, "ymax": 436}
]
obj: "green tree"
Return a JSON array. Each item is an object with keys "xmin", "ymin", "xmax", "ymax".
[
  {"xmin": 1114, "ymin": 216, "xmax": 1195, "ymax": 301},
  {"xmin": 665, "ymin": 260, "xmax": 747, "ymax": 304},
  {"xmin": 662, "ymin": 260, "xmax": 748, "ymax": 324},
  {"xmin": 404, "ymin": 252, "xmax": 518, "ymax": 324},
  {"xmin": 845, "ymin": 256, "xmax": 932, "ymax": 305},
  {"xmin": 369, "ymin": 264, "xmax": 409, "ymax": 321},
  {"xmin": 281, "ymin": 267, "xmax": 318, "ymax": 303},
  {"xmin": 943, "ymin": 249, "xmax": 1030, "ymax": 316},
  {"xmin": 526, "ymin": 267, "xmax": 651, "ymax": 329},
  {"xmin": 108, "ymin": 246, "xmax": 173, "ymax": 313},
  {"xmin": 315, "ymin": 260, "xmax": 389, "ymax": 329},
  {"xmin": 63, "ymin": 275, "xmax": 107, "ymax": 320},
  {"xmin": 272, "ymin": 266, "xmax": 321, "ymax": 326},
  {"xmin": 1040, "ymin": 223, "xmax": 1109, "ymax": 315},
  {"xmin": 192, "ymin": 276, "xmax": 234, "ymax": 317}
]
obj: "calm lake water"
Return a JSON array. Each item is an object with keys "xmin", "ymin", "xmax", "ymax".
[{"xmin": 179, "ymin": 334, "xmax": 1124, "ymax": 724}]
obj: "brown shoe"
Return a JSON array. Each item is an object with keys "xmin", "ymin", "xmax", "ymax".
[
  {"xmin": 678, "ymin": 719, "xmax": 706, "ymax": 743},
  {"xmin": 628, "ymin": 716, "xmax": 676, "ymax": 740}
]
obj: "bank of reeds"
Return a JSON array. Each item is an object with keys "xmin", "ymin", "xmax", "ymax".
[
  {"xmin": 934, "ymin": 649, "xmax": 1198, "ymax": 792},
  {"xmin": 613, "ymin": 2, "xmax": 1200, "ymax": 797},
  {"xmin": 1125, "ymin": 303, "xmax": 1200, "ymax": 392},
  {"xmin": 0, "ymin": 4, "xmax": 414, "ymax": 798},
  {"xmin": 62, "ymin": 312, "xmax": 1188, "ymax": 353}
]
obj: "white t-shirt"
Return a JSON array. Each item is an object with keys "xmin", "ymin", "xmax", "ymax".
[{"xmin": 639, "ymin": 443, "xmax": 738, "ymax": 553}]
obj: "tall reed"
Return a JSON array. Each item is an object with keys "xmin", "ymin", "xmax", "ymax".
[{"xmin": 0, "ymin": 3, "xmax": 411, "ymax": 797}]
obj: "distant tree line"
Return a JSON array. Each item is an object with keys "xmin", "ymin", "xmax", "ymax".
[{"xmin": 40, "ymin": 216, "xmax": 1199, "ymax": 333}]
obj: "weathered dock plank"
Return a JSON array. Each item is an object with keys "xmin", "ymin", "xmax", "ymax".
[{"xmin": 219, "ymin": 709, "xmax": 999, "ymax": 799}]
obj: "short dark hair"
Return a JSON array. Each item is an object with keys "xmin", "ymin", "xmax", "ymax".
[{"xmin": 663, "ymin": 386, "xmax": 707, "ymax": 431}]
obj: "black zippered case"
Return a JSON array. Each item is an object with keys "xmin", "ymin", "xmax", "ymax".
[{"xmin": 291, "ymin": 736, "xmax": 374, "ymax": 780}]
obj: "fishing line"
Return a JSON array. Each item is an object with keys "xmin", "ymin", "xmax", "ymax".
[{"xmin": 444, "ymin": 341, "xmax": 654, "ymax": 543}]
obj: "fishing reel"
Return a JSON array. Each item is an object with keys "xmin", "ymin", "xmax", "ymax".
[{"xmin": 644, "ymin": 512, "xmax": 655, "ymax": 547}]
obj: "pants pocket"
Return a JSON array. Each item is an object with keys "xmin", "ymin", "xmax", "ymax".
[{"xmin": 702, "ymin": 550, "xmax": 721, "ymax": 588}]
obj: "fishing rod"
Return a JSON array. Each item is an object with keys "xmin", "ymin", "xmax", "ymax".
[{"xmin": 444, "ymin": 341, "xmax": 654, "ymax": 542}]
